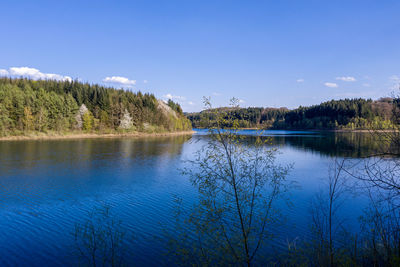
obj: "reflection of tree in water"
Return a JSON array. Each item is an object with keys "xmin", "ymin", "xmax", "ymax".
[
  {"xmin": 74, "ymin": 205, "xmax": 127, "ymax": 267},
  {"xmin": 240, "ymin": 132, "xmax": 389, "ymax": 158},
  {"xmin": 0, "ymin": 135, "xmax": 192, "ymax": 210},
  {"xmin": 196, "ymin": 132, "xmax": 386, "ymax": 158},
  {"xmin": 118, "ymin": 135, "xmax": 192, "ymax": 160},
  {"xmin": 0, "ymin": 135, "xmax": 192, "ymax": 173}
]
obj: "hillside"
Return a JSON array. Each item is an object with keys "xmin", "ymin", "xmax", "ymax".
[
  {"xmin": 0, "ymin": 78, "xmax": 191, "ymax": 136},
  {"xmin": 186, "ymin": 98, "xmax": 396, "ymax": 130}
]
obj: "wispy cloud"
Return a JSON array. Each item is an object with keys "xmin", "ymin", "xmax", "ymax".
[
  {"xmin": 239, "ymin": 99, "xmax": 245, "ymax": 103},
  {"xmin": 335, "ymin": 91, "xmax": 380, "ymax": 98},
  {"xmin": 0, "ymin": 69, "xmax": 8, "ymax": 76},
  {"xmin": 163, "ymin": 93, "xmax": 195, "ymax": 107},
  {"xmin": 0, "ymin": 66, "xmax": 72, "ymax": 81},
  {"xmin": 362, "ymin": 83, "xmax": 371, "ymax": 87},
  {"xmin": 296, "ymin": 79, "xmax": 304, "ymax": 83},
  {"xmin": 389, "ymin": 75, "xmax": 400, "ymax": 90},
  {"xmin": 103, "ymin": 76, "xmax": 136, "ymax": 86},
  {"xmin": 336, "ymin": 76, "xmax": 356, "ymax": 82},
  {"xmin": 143, "ymin": 80, "xmax": 148, "ymax": 84},
  {"xmin": 163, "ymin": 93, "xmax": 186, "ymax": 101},
  {"xmin": 212, "ymin": 92, "xmax": 222, "ymax": 96},
  {"xmin": 324, "ymin": 82, "xmax": 338, "ymax": 88},
  {"xmin": 390, "ymin": 75, "xmax": 399, "ymax": 82}
]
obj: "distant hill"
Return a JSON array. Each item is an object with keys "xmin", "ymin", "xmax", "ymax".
[
  {"xmin": 0, "ymin": 78, "xmax": 191, "ymax": 136},
  {"xmin": 186, "ymin": 98, "xmax": 396, "ymax": 130}
]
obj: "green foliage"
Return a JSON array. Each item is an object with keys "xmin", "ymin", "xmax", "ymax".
[
  {"xmin": 187, "ymin": 98, "xmax": 397, "ymax": 130},
  {"xmin": 187, "ymin": 107, "xmax": 288, "ymax": 129},
  {"xmin": 167, "ymin": 99, "xmax": 183, "ymax": 114},
  {"xmin": 82, "ymin": 111, "xmax": 94, "ymax": 132},
  {"xmin": 170, "ymin": 98, "xmax": 292, "ymax": 266},
  {"xmin": 23, "ymin": 106, "xmax": 34, "ymax": 132},
  {"xmin": 283, "ymin": 98, "xmax": 396, "ymax": 130},
  {"xmin": 99, "ymin": 110, "xmax": 110, "ymax": 129},
  {"xmin": 0, "ymin": 77, "xmax": 191, "ymax": 136}
]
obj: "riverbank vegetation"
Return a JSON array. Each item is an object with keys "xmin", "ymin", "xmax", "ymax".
[
  {"xmin": 187, "ymin": 98, "xmax": 397, "ymax": 130},
  {"xmin": 168, "ymin": 98, "xmax": 292, "ymax": 266},
  {"xmin": 67, "ymin": 98, "xmax": 400, "ymax": 266},
  {"xmin": 0, "ymin": 78, "xmax": 191, "ymax": 137},
  {"xmin": 173, "ymin": 98, "xmax": 400, "ymax": 266}
]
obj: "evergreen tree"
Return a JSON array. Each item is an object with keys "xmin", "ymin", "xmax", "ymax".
[{"xmin": 0, "ymin": 77, "xmax": 191, "ymax": 136}]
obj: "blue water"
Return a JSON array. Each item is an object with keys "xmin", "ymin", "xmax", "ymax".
[{"xmin": 0, "ymin": 130, "xmax": 372, "ymax": 266}]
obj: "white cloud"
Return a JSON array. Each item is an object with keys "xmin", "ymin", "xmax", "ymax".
[
  {"xmin": 296, "ymin": 79, "xmax": 304, "ymax": 83},
  {"xmin": 163, "ymin": 93, "xmax": 186, "ymax": 101},
  {"xmin": 188, "ymin": 101, "xmax": 195, "ymax": 105},
  {"xmin": 0, "ymin": 69, "xmax": 9, "ymax": 76},
  {"xmin": 212, "ymin": 92, "xmax": 222, "ymax": 96},
  {"xmin": 391, "ymin": 85, "xmax": 400, "ymax": 90},
  {"xmin": 143, "ymin": 80, "xmax": 148, "ymax": 84},
  {"xmin": 239, "ymin": 99, "xmax": 245, "ymax": 103},
  {"xmin": 336, "ymin": 76, "xmax": 356, "ymax": 82},
  {"xmin": 164, "ymin": 93, "xmax": 173, "ymax": 99},
  {"xmin": 103, "ymin": 76, "xmax": 136, "ymax": 86},
  {"xmin": 5, "ymin": 67, "xmax": 72, "ymax": 81},
  {"xmin": 362, "ymin": 83, "xmax": 371, "ymax": 87},
  {"xmin": 390, "ymin": 75, "xmax": 399, "ymax": 81},
  {"xmin": 334, "ymin": 91, "xmax": 378, "ymax": 98},
  {"xmin": 389, "ymin": 75, "xmax": 400, "ymax": 90},
  {"xmin": 324, "ymin": 82, "xmax": 338, "ymax": 88}
]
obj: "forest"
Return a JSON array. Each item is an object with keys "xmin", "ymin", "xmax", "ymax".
[
  {"xmin": 186, "ymin": 98, "xmax": 396, "ymax": 130},
  {"xmin": 0, "ymin": 78, "xmax": 191, "ymax": 136}
]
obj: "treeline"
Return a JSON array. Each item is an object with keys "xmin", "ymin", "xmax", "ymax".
[
  {"xmin": 187, "ymin": 98, "xmax": 396, "ymax": 130},
  {"xmin": 187, "ymin": 107, "xmax": 288, "ymax": 128},
  {"xmin": 0, "ymin": 78, "xmax": 191, "ymax": 136}
]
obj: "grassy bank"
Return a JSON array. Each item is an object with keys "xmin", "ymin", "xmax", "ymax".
[{"xmin": 0, "ymin": 130, "xmax": 195, "ymax": 141}]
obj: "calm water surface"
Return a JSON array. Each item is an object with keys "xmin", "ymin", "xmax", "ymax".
[{"xmin": 0, "ymin": 130, "xmax": 378, "ymax": 266}]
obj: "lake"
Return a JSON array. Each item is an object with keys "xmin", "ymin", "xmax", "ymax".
[{"xmin": 0, "ymin": 130, "xmax": 377, "ymax": 266}]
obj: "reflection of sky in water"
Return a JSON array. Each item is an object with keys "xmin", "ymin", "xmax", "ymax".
[{"xmin": 0, "ymin": 132, "xmax": 378, "ymax": 266}]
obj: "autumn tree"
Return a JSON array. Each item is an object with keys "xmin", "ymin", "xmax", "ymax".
[
  {"xmin": 22, "ymin": 106, "xmax": 34, "ymax": 132},
  {"xmin": 82, "ymin": 111, "xmax": 95, "ymax": 132}
]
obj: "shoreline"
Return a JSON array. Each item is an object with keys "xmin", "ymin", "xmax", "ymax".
[
  {"xmin": 0, "ymin": 130, "xmax": 196, "ymax": 141},
  {"xmin": 193, "ymin": 127, "xmax": 398, "ymax": 133},
  {"xmin": 1, "ymin": 128, "xmax": 396, "ymax": 141}
]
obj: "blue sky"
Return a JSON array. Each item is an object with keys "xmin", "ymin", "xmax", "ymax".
[{"xmin": 1, "ymin": 0, "xmax": 399, "ymax": 112}]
